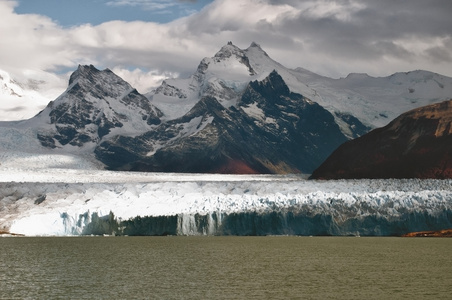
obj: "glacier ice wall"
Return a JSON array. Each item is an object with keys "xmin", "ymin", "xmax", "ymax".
[
  {"xmin": 66, "ymin": 209, "xmax": 451, "ymax": 237},
  {"xmin": 1, "ymin": 177, "xmax": 452, "ymax": 236}
]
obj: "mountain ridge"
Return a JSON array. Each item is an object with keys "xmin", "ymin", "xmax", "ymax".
[
  {"xmin": 96, "ymin": 70, "xmax": 349, "ymax": 174},
  {"xmin": 1, "ymin": 42, "xmax": 452, "ymax": 174},
  {"xmin": 311, "ymin": 99, "xmax": 452, "ymax": 179}
]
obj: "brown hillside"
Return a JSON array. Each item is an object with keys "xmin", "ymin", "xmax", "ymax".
[{"xmin": 311, "ymin": 99, "xmax": 452, "ymax": 179}]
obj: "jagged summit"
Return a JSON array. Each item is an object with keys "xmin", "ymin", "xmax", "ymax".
[
  {"xmin": 33, "ymin": 65, "xmax": 162, "ymax": 148},
  {"xmin": 66, "ymin": 65, "xmax": 132, "ymax": 99},
  {"xmin": 214, "ymin": 42, "xmax": 243, "ymax": 58},
  {"xmin": 253, "ymin": 70, "xmax": 291, "ymax": 95},
  {"xmin": 213, "ymin": 41, "xmax": 266, "ymax": 58},
  {"xmin": 150, "ymin": 42, "xmax": 285, "ymax": 120},
  {"xmin": 247, "ymin": 41, "xmax": 268, "ymax": 55},
  {"xmin": 69, "ymin": 64, "xmax": 102, "ymax": 85},
  {"xmin": 249, "ymin": 41, "xmax": 261, "ymax": 48},
  {"xmin": 210, "ymin": 42, "xmax": 256, "ymax": 75}
]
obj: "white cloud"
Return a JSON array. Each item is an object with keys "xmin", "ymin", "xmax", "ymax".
[
  {"xmin": 1, "ymin": 0, "xmax": 451, "ymax": 99},
  {"xmin": 112, "ymin": 67, "xmax": 179, "ymax": 93},
  {"xmin": 0, "ymin": 1, "xmax": 71, "ymax": 73}
]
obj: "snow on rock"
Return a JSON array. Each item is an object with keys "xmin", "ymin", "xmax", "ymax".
[
  {"xmin": 0, "ymin": 122, "xmax": 102, "ymax": 170},
  {"xmin": 147, "ymin": 42, "xmax": 452, "ymax": 140},
  {"xmin": 0, "ymin": 169, "xmax": 451, "ymax": 236},
  {"xmin": 291, "ymin": 69, "xmax": 452, "ymax": 129}
]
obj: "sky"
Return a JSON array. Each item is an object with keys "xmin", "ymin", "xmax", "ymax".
[
  {"xmin": 1, "ymin": 0, "xmax": 452, "ymax": 94},
  {"xmin": 15, "ymin": 0, "xmax": 213, "ymax": 26}
]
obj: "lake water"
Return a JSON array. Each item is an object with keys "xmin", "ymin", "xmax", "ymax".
[{"xmin": 0, "ymin": 236, "xmax": 450, "ymax": 299}]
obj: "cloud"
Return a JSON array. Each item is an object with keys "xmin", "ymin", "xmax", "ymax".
[
  {"xmin": 111, "ymin": 67, "xmax": 180, "ymax": 93},
  {"xmin": 1, "ymin": 0, "xmax": 451, "ymax": 96}
]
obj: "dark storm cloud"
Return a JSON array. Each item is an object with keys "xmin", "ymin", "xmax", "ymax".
[
  {"xmin": 354, "ymin": 1, "xmax": 452, "ymax": 37},
  {"xmin": 267, "ymin": 0, "xmax": 452, "ymax": 62},
  {"xmin": 426, "ymin": 45, "xmax": 452, "ymax": 63}
]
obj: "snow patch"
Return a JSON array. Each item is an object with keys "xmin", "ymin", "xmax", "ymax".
[{"xmin": 242, "ymin": 102, "xmax": 265, "ymax": 120}]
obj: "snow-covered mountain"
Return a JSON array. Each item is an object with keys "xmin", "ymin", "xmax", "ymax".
[
  {"xmin": 0, "ymin": 65, "xmax": 163, "ymax": 170},
  {"xmin": 33, "ymin": 65, "xmax": 163, "ymax": 149},
  {"xmin": 97, "ymin": 71, "xmax": 349, "ymax": 174},
  {"xmin": 311, "ymin": 99, "xmax": 452, "ymax": 179},
  {"xmin": 1, "ymin": 42, "xmax": 452, "ymax": 174},
  {"xmin": 292, "ymin": 68, "xmax": 452, "ymax": 131},
  {"xmin": 149, "ymin": 42, "xmax": 452, "ymax": 137},
  {"xmin": 95, "ymin": 42, "xmax": 452, "ymax": 174},
  {"xmin": 149, "ymin": 42, "xmax": 369, "ymax": 139},
  {"xmin": 0, "ymin": 69, "xmax": 54, "ymax": 121},
  {"xmin": 92, "ymin": 43, "xmax": 371, "ymax": 173}
]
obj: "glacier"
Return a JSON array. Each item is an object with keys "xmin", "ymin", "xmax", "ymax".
[{"xmin": 1, "ymin": 169, "xmax": 451, "ymax": 236}]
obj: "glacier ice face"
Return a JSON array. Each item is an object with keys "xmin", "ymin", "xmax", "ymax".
[{"xmin": 1, "ymin": 170, "xmax": 451, "ymax": 236}]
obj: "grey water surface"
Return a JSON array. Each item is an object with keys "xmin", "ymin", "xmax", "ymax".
[{"xmin": 0, "ymin": 236, "xmax": 450, "ymax": 299}]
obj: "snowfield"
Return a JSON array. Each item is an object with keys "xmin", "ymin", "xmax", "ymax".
[{"xmin": 1, "ymin": 168, "xmax": 451, "ymax": 236}]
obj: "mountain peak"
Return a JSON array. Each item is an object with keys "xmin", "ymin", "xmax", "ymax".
[
  {"xmin": 246, "ymin": 42, "xmax": 268, "ymax": 57},
  {"xmin": 69, "ymin": 64, "xmax": 99, "ymax": 85},
  {"xmin": 35, "ymin": 64, "xmax": 163, "ymax": 148},
  {"xmin": 194, "ymin": 42, "xmax": 256, "ymax": 78},
  {"xmin": 250, "ymin": 70, "xmax": 290, "ymax": 96},
  {"xmin": 214, "ymin": 42, "xmax": 244, "ymax": 59},
  {"xmin": 249, "ymin": 41, "xmax": 261, "ymax": 49},
  {"xmin": 68, "ymin": 65, "xmax": 116, "ymax": 87}
]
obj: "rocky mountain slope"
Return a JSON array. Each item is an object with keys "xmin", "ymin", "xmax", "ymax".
[
  {"xmin": 311, "ymin": 99, "xmax": 452, "ymax": 179},
  {"xmin": 1, "ymin": 42, "xmax": 452, "ymax": 174},
  {"xmin": 96, "ymin": 71, "xmax": 348, "ymax": 173},
  {"xmin": 291, "ymin": 68, "xmax": 452, "ymax": 130},
  {"xmin": 34, "ymin": 65, "xmax": 163, "ymax": 149},
  {"xmin": 149, "ymin": 42, "xmax": 452, "ymax": 136}
]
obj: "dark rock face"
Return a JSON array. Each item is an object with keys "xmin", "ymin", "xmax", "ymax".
[
  {"xmin": 37, "ymin": 65, "xmax": 162, "ymax": 148},
  {"xmin": 96, "ymin": 71, "xmax": 350, "ymax": 174},
  {"xmin": 311, "ymin": 99, "xmax": 452, "ymax": 179},
  {"xmin": 30, "ymin": 46, "xmax": 371, "ymax": 174},
  {"xmin": 238, "ymin": 71, "xmax": 349, "ymax": 173}
]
